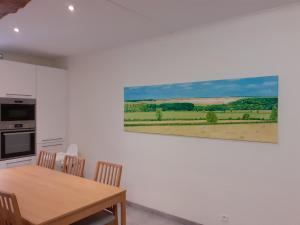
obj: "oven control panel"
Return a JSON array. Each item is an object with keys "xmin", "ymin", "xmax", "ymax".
[{"xmin": 0, "ymin": 121, "xmax": 35, "ymax": 130}]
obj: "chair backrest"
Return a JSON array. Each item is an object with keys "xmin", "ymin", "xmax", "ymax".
[
  {"xmin": 66, "ymin": 144, "xmax": 78, "ymax": 156},
  {"xmin": 37, "ymin": 150, "xmax": 56, "ymax": 169},
  {"xmin": 94, "ymin": 161, "xmax": 122, "ymax": 187},
  {"xmin": 62, "ymin": 155, "xmax": 85, "ymax": 177},
  {"xmin": 0, "ymin": 191, "xmax": 23, "ymax": 225}
]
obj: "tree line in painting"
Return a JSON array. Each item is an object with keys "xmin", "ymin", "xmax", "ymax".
[{"xmin": 124, "ymin": 97, "xmax": 278, "ymax": 124}]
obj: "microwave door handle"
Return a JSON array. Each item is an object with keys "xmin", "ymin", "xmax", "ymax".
[
  {"xmin": 3, "ymin": 132, "xmax": 35, "ymax": 135},
  {"xmin": 6, "ymin": 94, "xmax": 33, "ymax": 97}
]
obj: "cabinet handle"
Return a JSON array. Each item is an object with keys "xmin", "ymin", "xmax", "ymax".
[
  {"xmin": 6, "ymin": 94, "xmax": 33, "ymax": 97},
  {"xmin": 41, "ymin": 138, "xmax": 63, "ymax": 142},
  {"xmin": 42, "ymin": 144, "xmax": 63, "ymax": 148}
]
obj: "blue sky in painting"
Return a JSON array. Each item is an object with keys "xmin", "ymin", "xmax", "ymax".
[{"xmin": 124, "ymin": 76, "xmax": 278, "ymax": 100}]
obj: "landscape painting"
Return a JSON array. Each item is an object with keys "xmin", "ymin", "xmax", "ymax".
[{"xmin": 124, "ymin": 75, "xmax": 278, "ymax": 143}]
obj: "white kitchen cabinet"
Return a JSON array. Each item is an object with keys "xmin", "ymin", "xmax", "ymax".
[
  {"xmin": 0, "ymin": 156, "xmax": 36, "ymax": 169},
  {"xmin": 6, "ymin": 158, "xmax": 34, "ymax": 168},
  {"xmin": 0, "ymin": 60, "xmax": 36, "ymax": 98},
  {"xmin": 36, "ymin": 66, "xmax": 67, "ymax": 147},
  {"xmin": 37, "ymin": 142, "xmax": 65, "ymax": 154},
  {"xmin": 0, "ymin": 162, "xmax": 6, "ymax": 169}
]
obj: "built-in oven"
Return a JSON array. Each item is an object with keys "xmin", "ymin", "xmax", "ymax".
[
  {"xmin": 0, "ymin": 129, "xmax": 35, "ymax": 160},
  {"xmin": 0, "ymin": 98, "xmax": 36, "ymax": 160}
]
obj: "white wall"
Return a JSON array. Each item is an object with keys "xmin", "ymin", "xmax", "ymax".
[{"xmin": 67, "ymin": 4, "xmax": 300, "ymax": 225}]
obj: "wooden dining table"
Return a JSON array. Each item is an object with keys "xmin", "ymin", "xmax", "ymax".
[{"xmin": 0, "ymin": 165, "xmax": 126, "ymax": 225}]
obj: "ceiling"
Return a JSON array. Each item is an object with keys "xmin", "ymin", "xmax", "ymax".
[{"xmin": 0, "ymin": 0, "xmax": 299, "ymax": 58}]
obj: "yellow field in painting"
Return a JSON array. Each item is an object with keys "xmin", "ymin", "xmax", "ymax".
[{"xmin": 125, "ymin": 123, "xmax": 278, "ymax": 143}]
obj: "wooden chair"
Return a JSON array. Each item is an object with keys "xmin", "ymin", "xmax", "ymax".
[
  {"xmin": 73, "ymin": 161, "xmax": 123, "ymax": 225},
  {"xmin": 0, "ymin": 191, "xmax": 23, "ymax": 225},
  {"xmin": 37, "ymin": 150, "xmax": 56, "ymax": 169},
  {"xmin": 95, "ymin": 161, "xmax": 122, "ymax": 225},
  {"xmin": 94, "ymin": 161, "xmax": 122, "ymax": 187},
  {"xmin": 62, "ymin": 155, "xmax": 85, "ymax": 177}
]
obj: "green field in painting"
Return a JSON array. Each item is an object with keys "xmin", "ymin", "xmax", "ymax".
[
  {"xmin": 124, "ymin": 110, "xmax": 272, "ymax": 121},
  {"xmin": 123, "ymin": 97, "xmax": 278, "ymax": 143}
]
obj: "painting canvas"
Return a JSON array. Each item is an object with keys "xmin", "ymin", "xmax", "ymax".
[{"xmin": 124, "ymin": 76, "xmax": 278, "ymax": 143}]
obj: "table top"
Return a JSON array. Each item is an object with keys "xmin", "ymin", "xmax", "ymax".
[{"xmin": 0, "ymin": 165, "xmax": 125, "ymax": 225}]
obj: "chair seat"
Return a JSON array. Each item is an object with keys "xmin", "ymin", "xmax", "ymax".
[{"xmin": 72, "ymin": 210, "xmax": 115, "ymax": 225}]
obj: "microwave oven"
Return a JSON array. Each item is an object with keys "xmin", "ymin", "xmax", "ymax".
[{"xmin": 0, "ymin": 98, "xmax": 35, "ymax": 123}]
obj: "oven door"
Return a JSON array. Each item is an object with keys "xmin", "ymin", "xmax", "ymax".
[
  {"xmin": 1, "ymin": 104, "xmax": 35, "ymax": 121},
  {"xmin": 0, "ymin": 98, "xmax": 35, "ymax": 122},
  {"xmin": 0, "ymin": 129, "xmax": 35, "ymax": 159}
]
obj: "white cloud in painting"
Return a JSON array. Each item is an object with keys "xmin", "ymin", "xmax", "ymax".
[
  {"xmin": 177, "ymin": 83, "xmax": 194, "ymax": 89},
  {"xmin": 161, "ymin": 84, "xmax": 173, "ymax": 89},
  {"xmin": 257, "ymin": 89, "xmax": 273, "ymax": 95},
  {"xmin": 262, "ymin": 81, "xmax": 277, "ymax": 86},
  {"xmin": 246, "ymin": 84, "xmax": 258, "ymax": 89},
  {"xmin": 213, "ymin": 84, "xmax": 240, "ymax": 91},
  {"xmin": 201, "ymin": 82, "xmax": 213, "ymax": 86}
]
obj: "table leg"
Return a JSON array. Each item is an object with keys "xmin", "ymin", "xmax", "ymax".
[{"xmin": 120, "ymin": 193, "xmax": 126, "ymax": 225}]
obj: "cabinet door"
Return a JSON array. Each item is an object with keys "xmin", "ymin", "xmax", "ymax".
[
  {"xmin": 36, "ymin": 66, "xmax": 67, "ymax": 144},
  {"xmin": 6, "ymin": 158, "xmax": 33, "ymax": 168},
  {"xmin": 0, "ymin": 60, "xmax": 36, "ymax": 98},
  {"xmin": 0, "ymin": 162, "xmax": 6, "ymax": 169},
  {"xmin": 36, "ymin": 142, "xmax": 65, "ymax": 157}
]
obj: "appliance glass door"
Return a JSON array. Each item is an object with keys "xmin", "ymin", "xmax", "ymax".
[
  {"xmin": 1, "ymin": 130, "xmax": 35, "ymax": 159},
  {"xmin": 1, "ymin": 104, "xmax": 35, "ymax": 121}
]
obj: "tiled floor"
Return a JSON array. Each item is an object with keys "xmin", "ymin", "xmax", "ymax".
[{"xmin": 126, "ymin": 205, "xmax": 185, "ymax": 225}]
